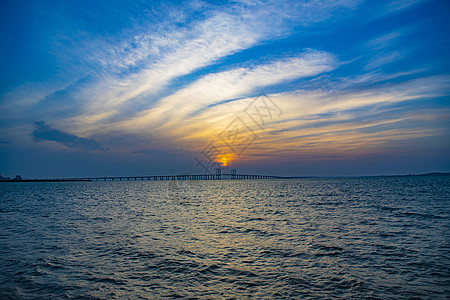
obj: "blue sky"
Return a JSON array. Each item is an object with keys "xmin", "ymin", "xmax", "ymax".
[{"xmin": 0, "ymin": 0, "xmax": 449, "ymax": 178}]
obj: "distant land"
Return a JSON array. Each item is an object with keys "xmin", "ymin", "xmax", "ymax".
[
  {"xmin": 0, "ymin": 172, "xmax": 449, "ymax": 182},
  {"xmin": 394, "ymin": 172, "xmax": 450, "ymax": 177}
]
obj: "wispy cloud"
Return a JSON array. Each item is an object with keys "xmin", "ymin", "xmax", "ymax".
[
  {"xmin": 131, "ymin": 49, "xmax": 337, "ymax": 127},
  {"xmin": 387, "ymin": 0, "xmax": 424, "ymax": 12},
  {"xmin": 32, "ymin": 121, "xmax": 105, "ymax": 151},
  {"xmin": 148, "ymin": 74, "xmax": 450, "ymax": 159},
  {"xmin": 239, "ymin": 75, "xmax": 450, "ymax": 157},
  {"xmin": 365, "ymin": 32, "xmax": 401, "ymax": 50},
  {"xmin": 364, "ymin": 51, "xmax": 403, "ymax": 70},
  {"xmin": 22, "ymin": 0, "xmax": 360, "ymax": 126}
]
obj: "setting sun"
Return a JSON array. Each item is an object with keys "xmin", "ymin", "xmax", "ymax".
[{"xmin": 217, "ymin": 154, "xmax": 233, "ymax": 167}]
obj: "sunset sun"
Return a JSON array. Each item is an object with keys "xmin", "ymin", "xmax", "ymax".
[{"xmin": 217, "ymin": 154, "xmax": 232, "ymax": 167}]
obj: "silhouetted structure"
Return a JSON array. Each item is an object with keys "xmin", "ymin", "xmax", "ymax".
[
  {"xmin": 81, "ymin": 172, "xmax": 283, "ymax": 181},
  {"xmin": 1, "ymin": 169, "xmax": 293, "ymax": 182},
  {"xmin": 0, "ymin": 174, "xmax": 22, "ymax": 181}
]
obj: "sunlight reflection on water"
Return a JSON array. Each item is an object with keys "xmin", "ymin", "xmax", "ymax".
[{"xmin": 0, "ymin": 176, "xmax": 449, "ymax": 299}]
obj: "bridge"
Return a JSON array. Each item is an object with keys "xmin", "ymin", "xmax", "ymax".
[
  {"xmin": 61, "ymin": 169, "xmax": 287, "ymax": 182},
  {"xmin": 1, "ymin": 169, "xmax": 293, "ymax": 182},
  {"xmin": 75, "ymin": 174, "xmax": 285, "ymax": 182}
]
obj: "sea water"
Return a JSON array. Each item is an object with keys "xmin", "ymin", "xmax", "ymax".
[{"xmin": 0, "ymin": 176, "xmax": 449, "ymax": 299}]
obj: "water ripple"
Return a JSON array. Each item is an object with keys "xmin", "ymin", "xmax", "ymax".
[{"xmin": 0, "ymin": 176, "xmax": 449, "ymax": 299}]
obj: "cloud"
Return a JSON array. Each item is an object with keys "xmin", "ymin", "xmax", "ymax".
[
  {"xmin": 31, "ymin": 75, "xmax": 95, "ymax": 119},
  {"xmin": 1, "ymin": 1, "xmax": 362, "ymax": 138},
  {"xmin": 242, "ymin": 75, "xmax": 450, "ymax": 154},
  {"xmin": 387, "ymin": 0, "xmax": 424, "ymax": 12},
  {"xmin": 45, "ymin": 0, "xmax": 360, "ymax": 120},
  {"xmin": 155, "ymin": 74, "xmax": 450, "ymax": 158},
  {"xmin": 32, "ymin": 121, "xmax": 105, "ymax": 151},
  {"xmin": 365, "ymin": 32, "xmax": 401, "ymax": 50},
  {"xmin": 364, "ymin": 51, "xmax": 403, "ymax": 70},
  {"xmin": 145, "ymin": 49, "xmax": 337, "ymax": 121}
]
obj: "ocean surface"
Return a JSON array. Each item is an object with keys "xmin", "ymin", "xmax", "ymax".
[{"xmin": 0, "ymin": 176, "xmax": 449, "ymax": 299}]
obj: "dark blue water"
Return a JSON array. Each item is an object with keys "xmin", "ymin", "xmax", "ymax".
[{"xmin": 0, "ymin": 176, "xmax": 449, "ymax": 299}]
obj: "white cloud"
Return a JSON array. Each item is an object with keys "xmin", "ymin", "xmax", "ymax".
[
  {"xmin": 365, "ymin": 32, "xmax": 401, "ymax": 50},
  {"xmin": 96, "ymin": 73, "xmax": 450, "ymax": 158},
  {"xmin": 4, "ymin": 0, "xmax": 412, "ymax": 154},
  {"xmin": 387, "ymin": 0, "xmax": 424, "ymax": 12},
  {"xmin": 126, "ymin": 49, "xmax": 337, "ymax": 131},
  {"xmin": 42, "ymin": 0, "xmax": 360, "ymax": 133},
  {"xmin": 365, "ymin": 51, "xmax": 403, "ymax": 70}
]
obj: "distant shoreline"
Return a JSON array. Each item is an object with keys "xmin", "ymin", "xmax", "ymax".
[
  {"xmin": 0, "ymin": 179, "xmax": 93, "ymax": 182},
  {"xmin": 1, "ymin": 172, "xmax": 449, "ymax": 183}
]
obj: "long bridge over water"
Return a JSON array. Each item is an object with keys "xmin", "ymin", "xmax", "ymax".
[
  {"xmin": 72, "ymin": 169, "xmax": 286, "ymax": 181},
  {"xmin": 2, "ymin": 169, "xmax": 293, "ymax": 182},
  {"xmin": 2, "ymin": 169, "xmax": 289, "ymax": 182}
]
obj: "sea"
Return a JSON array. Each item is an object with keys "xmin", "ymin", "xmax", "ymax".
[{"xmin": 0, "ymin": 176, "xmax": 449, "ymax": 299}]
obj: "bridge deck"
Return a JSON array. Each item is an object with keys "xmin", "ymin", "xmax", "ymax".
[{"xmin": 65, "ymin": 173, "xmax": 287, "ymax": 181}]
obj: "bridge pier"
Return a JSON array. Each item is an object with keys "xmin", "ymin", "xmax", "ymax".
[{"xmin": 71, "ymin": 172, "xmax": 283, "ymax": 182}]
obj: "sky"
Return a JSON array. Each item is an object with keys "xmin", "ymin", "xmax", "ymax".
[{"xmin": 0, "ymin": 0, "xmax": 449, "ymax": 178}]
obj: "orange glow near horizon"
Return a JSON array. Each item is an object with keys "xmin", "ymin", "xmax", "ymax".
[{"xmin": 217, "ymin": 154, "xmax": 233, "ymax": 167}]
